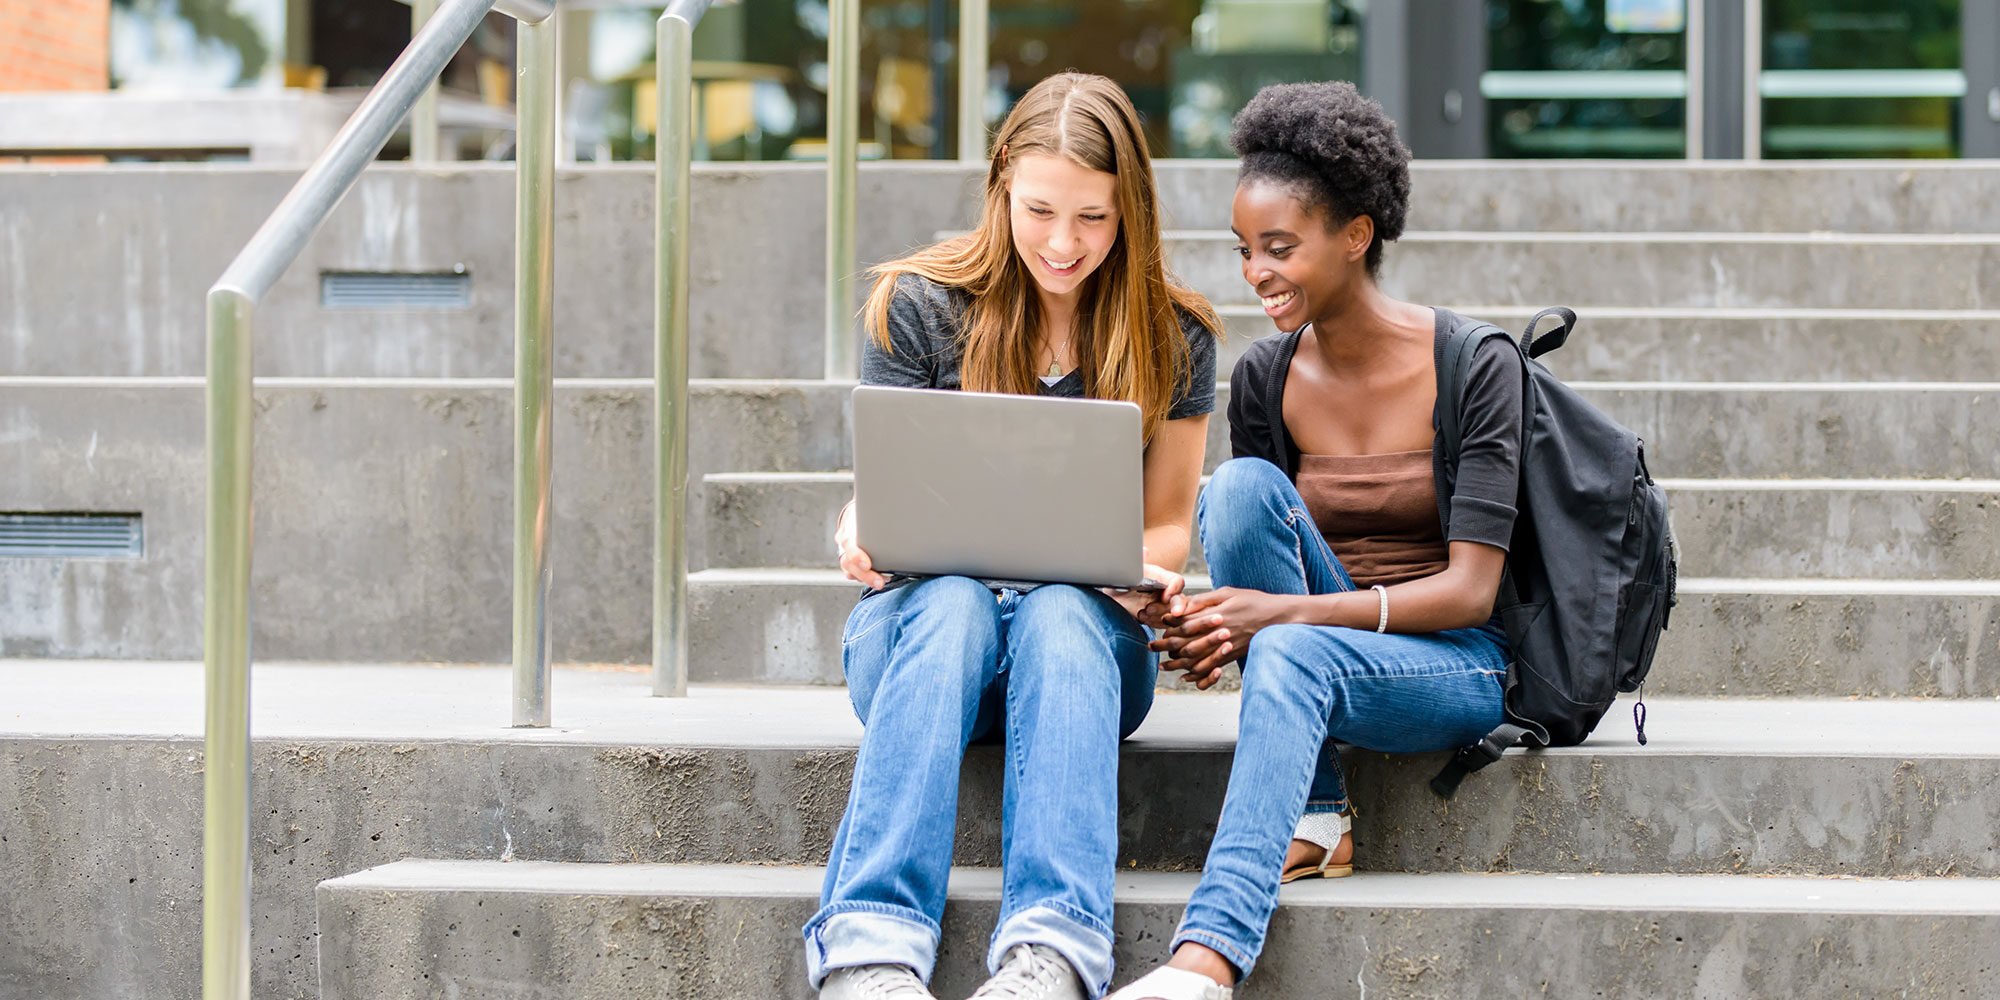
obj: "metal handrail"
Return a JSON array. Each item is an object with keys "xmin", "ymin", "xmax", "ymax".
[
  {"xmin": 201, "ymin": 0, "xmax": 555, "ymax": 996},
  {"xmin": 391, "ymin": 0, "xmax": 556, "ymax": 23},
  {"xmin": 653, "ymin": 0, "xmax": 717, "ymax": 697},
  {"xmin": 495, "ymin": 0, "xmax": 557, "ymax": 19}
]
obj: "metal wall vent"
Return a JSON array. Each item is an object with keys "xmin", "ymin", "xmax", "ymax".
[
  {"xmin": 0, "ymin": 513, "xmax": 143, "ymax": 559},
  {"xmin": 321, "ymin": 271, "xmax": 471, "ymax": 309}
]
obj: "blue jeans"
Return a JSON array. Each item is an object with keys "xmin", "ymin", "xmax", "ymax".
[
  {"xmin": 803, "ymin": 576, "xmax": 1156, "ymax": 998},
  {"xmin": 1171, "ymin": 458, "xmax": 1508, "ymax": 978}
]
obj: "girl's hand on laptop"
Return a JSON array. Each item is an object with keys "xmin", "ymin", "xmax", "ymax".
[
  {"xmin": 1108, "ymin": 564, "xmax": 1186, "ymax": 624},
  {"xmin": 835, "ymin": 501, "xmax": 889, "ymax": 590}
]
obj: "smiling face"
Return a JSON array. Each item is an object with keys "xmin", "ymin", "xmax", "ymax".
[
  {"xmin": 1007, "ymin": 152, "xmax": 1121, "ymax": 308},
  {"xmin": 1230, "ymin": 178, "xmax": 1371, "ymax": 331}
]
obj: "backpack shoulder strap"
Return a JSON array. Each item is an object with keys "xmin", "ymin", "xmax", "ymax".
[{"xmin": 1435, "ymin": 313, "xmax": 1509, "ymax": 460}]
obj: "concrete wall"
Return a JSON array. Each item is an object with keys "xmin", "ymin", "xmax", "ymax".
[
  {"xmin": 6, "ymin": 162, "xmax": 2000, "ymax": 378},
  {"xmin": 7, "ymin": 379, "xmax": 1999, "ymax": 667},
  {"xmin": 0, "ymin": 163, "xmax": 980, "ymax": 379}
]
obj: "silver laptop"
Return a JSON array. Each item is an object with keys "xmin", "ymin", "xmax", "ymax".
[{"xmin": 851, "ymin": 385, "xmax": 1154, "ymax": 589}]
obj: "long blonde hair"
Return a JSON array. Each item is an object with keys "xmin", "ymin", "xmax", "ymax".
[{"xmin": 862, "ymin": 72, "xmax": 1220, "ymax": 442}]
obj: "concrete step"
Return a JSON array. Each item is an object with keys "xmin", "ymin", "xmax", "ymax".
[
  {"xmin": 8, "ymin": 661, "xmax": 1999, "ymax": 998},
  {"xmin": 701, "ymin": 472, "xmax": 2000, "ymax": 580},
  {"xmin": 1159, "ymin": 160, "xmax": 2000, "ymax": 235},
  {"xmin": 316, "ymin": 860, "xmax": 2000, "ymax": 1000},
  {"xmin": 1165, "ymin": 231, "xmax": 2000, "ymax": 311},
  {"xmin": 688, "ymin": 569, "xmax": 2000, "ymax": 699},
  {"xmin": 9, "ymin": 377, "xmax": 1998, "ymax": 663}
]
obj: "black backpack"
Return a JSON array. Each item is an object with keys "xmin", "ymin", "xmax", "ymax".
[{"xmin": 1429, "ymin": 307, "xmax": 1677, "ymax": 799}]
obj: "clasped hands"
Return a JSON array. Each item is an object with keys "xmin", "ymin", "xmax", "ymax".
[{"xmin": 1148, "ymin": 587, "xmax": 1307, "ymax": 689}]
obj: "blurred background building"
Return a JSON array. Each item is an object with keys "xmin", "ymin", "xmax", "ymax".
[{"xmin": 3, "ymin": 0, "xmax": 1998, "ymax": 161}]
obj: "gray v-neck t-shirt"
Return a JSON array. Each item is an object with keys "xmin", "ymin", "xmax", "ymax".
[{"xmin": 861, "ymin": 272, "xmax": 1219, "ymax": 420}]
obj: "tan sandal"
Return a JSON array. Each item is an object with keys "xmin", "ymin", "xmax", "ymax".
[{"xmin": 1278, "ymin": 809, "xmax": 1354, "ymax": 882}]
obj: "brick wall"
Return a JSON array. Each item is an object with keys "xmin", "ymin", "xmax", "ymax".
[{"xmin": 0, "ymin": 0, "xmax": 109, "ymax": 92}]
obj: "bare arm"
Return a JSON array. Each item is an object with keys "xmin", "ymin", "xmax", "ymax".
[
  {"xmin": 1159, "ymin": 541, "xmax": 1506, "ymax": 685},
  {"xmin": 1107, "ymin": 413, "xmax": 1208, "ymax": 623},
  {"xmin": 1139, "ymin": 414, "xmax": 1208, "ymax": 572},
  {"xmin": 1294, "ymin": 540, "xmax": 1506, "ymax": 632}
]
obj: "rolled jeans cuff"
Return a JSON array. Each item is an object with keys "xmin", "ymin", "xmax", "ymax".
[
  {"xmin": 1168, "ymin": 926, "xmax": 1258, "ymax": 983},
  {"xmin": 804, "ymin": 903, "xmax": 941, "ymax": 988},
  {"xmin": 989, "ymin": 902, "xmax": 1116, "ymax": 999}
]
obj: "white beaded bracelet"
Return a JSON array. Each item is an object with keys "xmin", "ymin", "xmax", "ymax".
[{"xmin": 1371, "ymin": 584, "xmax": 1389, "ymax": 633}]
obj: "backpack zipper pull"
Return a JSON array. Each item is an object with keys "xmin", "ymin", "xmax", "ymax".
[{"xmin": 1633, "ymin": 688, "xmax": 1649, "ymax": 747}]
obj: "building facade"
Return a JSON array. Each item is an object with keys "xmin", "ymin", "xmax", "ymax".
[
  {"xmin": 0, "ymin": 0, "xmax": 109, "ymax": 92},
  {"xmin": 7, "ymin": 0, "xmax": 1999, "ymax": 160}
]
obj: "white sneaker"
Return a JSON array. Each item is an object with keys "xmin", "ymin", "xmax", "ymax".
[
  {"xmin": 1104, "ymin": 966, "xmax": 1232, "ymax": 1000},
  {"xmin": 821, "ymin": 963, "xmax": 937, "ymax": 1000},
  {"xmin": 967, "ymin": 944, "xmax": 1087, "ymax": 1000}
]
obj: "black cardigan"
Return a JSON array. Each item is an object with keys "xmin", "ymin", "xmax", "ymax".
[{"xmin": 1225, "ymin": 307, "xmax": 1525, "ymax": 553}]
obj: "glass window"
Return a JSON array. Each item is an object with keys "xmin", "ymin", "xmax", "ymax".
[
  {"xmin": 576, "ymin": 0, "xmax": 936, "ymax": 161},
  {"xmin": 1485, "ymin": 0, "xmax": 1689, "ymax": 158},
  {"xmin": 992, "ymin": 0, "xmax": 1362, "ymax": 158},
  {"xmin": 110, "ymin": 0, "xmax": 287, "ymax": 90},
  {"xmin": 572, "ymin": 0, "xmax": 1365, "ymax": 161},
  {"xmin": 1761, "ymin": 0, "xmax": 1962, "ymax": 158}
]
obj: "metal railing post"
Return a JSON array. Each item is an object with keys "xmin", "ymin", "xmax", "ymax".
[
  {"xmin": 957, "ymin": 0, "xmax": 989, "ymax": 161},
  {"xmin": 653, "ymin": 0, "xmax": 712, "ymax": 698},
  {"xmin": 411, "ymin": 0, "xmax": 442, "ymax": 161},
  {"xmin": 201, "ymin": 2, "xmax": 514, "ymax": 994},
  {"xmin": 201, "ymin": 287, "xmax": 254, "ymax": 1000},
  {"xmin": 825, "ymin": 0, "xmax": 859, "ymax": 379},
  {"xmin": 513, "ymin": 11, "xmax": 558, "ymax": 727}
]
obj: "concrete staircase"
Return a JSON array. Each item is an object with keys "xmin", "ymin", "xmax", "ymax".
[
  {"xmin": 8, "ymin": 662, "xmax": 1998, "ymax": 999},
  {"xmin": 3, "ymin": 162, "xmax": 1998, "ymax": 999}
]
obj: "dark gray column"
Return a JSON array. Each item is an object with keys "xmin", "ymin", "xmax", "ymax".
[
  {"xmin": 1965, "ymin": 0, "xmax": 2000, "ymax": 158},
  {"xmin": 1699, "ymin": 0, "xmax": 1748, "ymax": 159},
  {"xmin": 1361, "ymin": 0, "xmax": 1412, "ymax": 133},
  {"xmin": 1401, "ymin": 0, "xmax": 1486, "ymax": 158}
]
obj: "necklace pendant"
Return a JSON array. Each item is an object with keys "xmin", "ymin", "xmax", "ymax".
[{"xmin": 1047, "ymin": 359, "xmax": 1063, "ymax": 378}]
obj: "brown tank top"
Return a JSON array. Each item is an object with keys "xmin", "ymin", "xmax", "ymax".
[{"xmin": 1295, "ymin": 450, "xmax": 1450, "ymax": 588}]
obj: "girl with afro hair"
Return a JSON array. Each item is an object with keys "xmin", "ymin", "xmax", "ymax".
[{"xmin": 1110, "ymin": 82, "xmax": 1527, "ymax": 1000}]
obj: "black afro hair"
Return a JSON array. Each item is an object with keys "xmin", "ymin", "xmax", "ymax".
[{"xmin": 1228, "ymin": 81, "xmax": 1411, "ymax": 277}]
